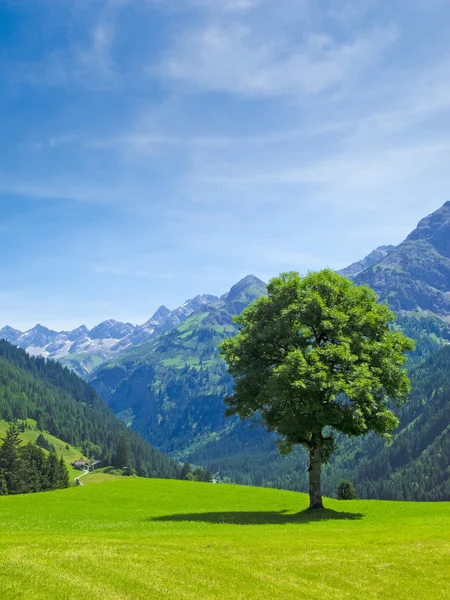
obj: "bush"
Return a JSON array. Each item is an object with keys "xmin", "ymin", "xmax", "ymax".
[
  {"xmin": 122, "ymin": 466, "xmax": 136, "ymax": 477},
  {"xmin": 336, "ymin": 480, "xmax": 357, "ymax": 500},
  {"xmin": 103, "ymin": 466, "xmax": 122, "ymax": 475}
]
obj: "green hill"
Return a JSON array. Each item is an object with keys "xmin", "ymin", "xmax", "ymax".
[
  {"xmin": 0, "ymin": 340, "xmax": 178, "ymax": 480},
  {"xmin": 0, "ymin": 477, "xmax": 448, "ymax": 600}
]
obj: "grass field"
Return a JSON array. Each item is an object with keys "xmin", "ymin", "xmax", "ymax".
[{"xmin": 0, "ymin": 476, "xmax": 449, "ymax": 600}]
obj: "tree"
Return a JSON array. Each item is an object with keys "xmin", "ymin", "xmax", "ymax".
[
  {"xmin": 0, "ymin": 423, "xmax": 23, "ymax": 494},
  {"xmin": 20, "ymin": 443, "xmax": 47, "ymax": 492},
  {"xmin": 36, "ymin": 433, "xmax": 56, "ymax": 453},
  {"xmin": 113, "ymin": 432, "xmax": 131, "ymax": 468},
  {"xmin": 45, "ymin": 452, "xmax": 61, "ymax": 490},
  {"xmin": 180, "ymin": 462, "xmax": 191, "ymax": 480},
  {"xmin": 220, "ymin": 270, "xmax": 414, "ymax": 509},
  {"xmin": 58, "ymin": 456, "xmax": 70, "ymax": 489},
  {"xmin": 337, "ymin": 480, "xmax": 357, "ymax": 500},
  {"xmin": 0, "ymin": 470, "xmax": 8, "ymax": 495}
]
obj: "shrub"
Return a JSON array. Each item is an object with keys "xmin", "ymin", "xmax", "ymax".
[
  {"xmin": 122, "ymin": 466, "xmax": 136, "ymax": 477},
  {"xmin": 337, "ymin": 480, "xmax": 357, "ymax": 500}
]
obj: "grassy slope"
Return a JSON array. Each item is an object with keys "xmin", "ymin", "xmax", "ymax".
[
  {"xmin": 0, "ymin": 478, "xmax": 449, "ymax": 600},
  {"xmin": 0, "ymin": 419, "xmax": 86, "ymax": 481}
]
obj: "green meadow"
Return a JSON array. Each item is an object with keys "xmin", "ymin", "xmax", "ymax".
[{"xmin": 0, "ymin": 476, "xmax": 449, "ymax": 600}]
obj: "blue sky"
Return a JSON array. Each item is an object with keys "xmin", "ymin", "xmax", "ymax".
[{"xmin": 1, "ymin": 0, "xmax": 450, "ymax": 331}]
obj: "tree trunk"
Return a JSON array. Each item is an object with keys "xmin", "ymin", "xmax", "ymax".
[{"xmin": 308, "ymin": 439, "xmax": 323, "ymax": 510}]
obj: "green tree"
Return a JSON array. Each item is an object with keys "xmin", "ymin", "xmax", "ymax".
[
  {"xmin": 180, "ymin": 462, "xmax": 191, "ymax": 480},
  {"xmin": 0, "ymin": 423, "xmax": 23, "ymax": 494},
  {"xmin": 58, "ymin": 456, "xmax": 70, "ymax": 489},
  {"xmin": 113, "ymin": 432, "xmax": 131, "ymax": 468},
  {"xmin": 0, "ymin": 470, "xmax": 8, "ymax": 495},
  {"xmin": 45, "ymin": 452, "xmax": 61, "ymax": 490},
  {"xmin": 20, "ymin": 443, "xmax": 47, "ymax": 492},
  {"xmin": 36, "ymin": 433, "xmax": 56, "ymax": 453},
  {"xmin": 220, "ymin": 270, "xmax": 414, "ymax": 509},
  {"xmin": 337, "ymin": 480, "xmax": 357, "ymax": 500}
]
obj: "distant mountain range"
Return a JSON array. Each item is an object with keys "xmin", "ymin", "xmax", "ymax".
[{"xmin": 0, "ymin": 294, "xmax": 220, "ymax": 377}]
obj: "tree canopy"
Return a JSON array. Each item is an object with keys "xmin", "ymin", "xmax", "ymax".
[{"xmin": 220, "ymin": 270, "xmax": 414, "ymax": 509}]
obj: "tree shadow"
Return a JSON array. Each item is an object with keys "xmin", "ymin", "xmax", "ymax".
[{"xmin": 150, "ymin": 508, "xmax": 364, "ymax": 525}]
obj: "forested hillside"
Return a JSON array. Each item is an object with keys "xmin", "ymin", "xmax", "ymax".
[
  {"xmin": 0, "ymin": 340, "xmax": 178, "ymax": 479},
  {"xmin": 189, "ymin": 337, "xmax": 450, "ymax": 501}
]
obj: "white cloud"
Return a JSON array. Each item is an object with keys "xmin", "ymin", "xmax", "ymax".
[{"xmin": 160, "ymin": 22, "xmax": 399, "ymax": 96}]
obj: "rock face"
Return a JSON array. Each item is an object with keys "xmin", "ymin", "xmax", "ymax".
[
  {"xmin": 339, "ymin": 245, "xmax": 396, "ymax": 279},
  {"xmin": 355, "ymin": 202, "xmax": 450, "ymax": 318}
]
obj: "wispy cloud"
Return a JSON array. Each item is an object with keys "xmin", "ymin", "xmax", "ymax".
[
  {"xmin": 0, "ymin": 176, "xmax": 120, "ymax": 204},
  {"xmin": 91, "ymin": 264, "xmax": 174, "ymax": 279},
  {"xmin": 160, "ymin": 23, "xmax": 399, "ymax": 96}
]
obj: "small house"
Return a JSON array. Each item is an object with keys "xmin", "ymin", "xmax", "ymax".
[{"xmin": 72, "ymin": 459, "xmax": 89, "ymax": 470}]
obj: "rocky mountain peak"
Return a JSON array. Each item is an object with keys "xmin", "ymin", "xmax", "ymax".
[
  {"xmin": 89, "ymin": 320, "xmax": 136, "ymax": 340},
  {"xmin": 224, "ymin": 275, "xmax": 267, "ymax": 314},
  {"xmin": 151, "ymin": 305, "xmax": 171, "ymax": 322},
  {"xmin": 339, "ymin": 245, "xmax": 396, "ymax": 279},
  {"xmin": 405, "ymin": 201, "xmax": 450, "ymax": 256}
]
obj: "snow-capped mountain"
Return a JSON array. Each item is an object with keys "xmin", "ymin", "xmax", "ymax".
[{"xmin": 0, "ymin": 294, "xmax": 219, "ymax": 377}]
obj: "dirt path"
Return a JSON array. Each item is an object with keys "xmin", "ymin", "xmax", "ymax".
[{"xmin": 74, "ymin": 469, "xmax": 89, "ymax": 486}]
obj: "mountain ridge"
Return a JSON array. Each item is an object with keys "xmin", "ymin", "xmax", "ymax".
[{"xmin": 355, "ymin": 202, "xmax": 450, "ymax": 318}]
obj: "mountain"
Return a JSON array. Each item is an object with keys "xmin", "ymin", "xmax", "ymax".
[
  {"xmin": 0, "ymin": 339, "xmax": 178, "ymax": 479},
  {"xmin": 89, "ymin": 275, "xmax": 267, "ymax": 454},
  {"xmin": 355, "ymin": 202, "xmax": 450, "ymax": 318},
  {"xmin": 338, "ymin": 245, "xmax": 396, "ymax": 278},
  {"xmin": 0, "ymin": 294, "xmax": 220, "ymax": 377}
]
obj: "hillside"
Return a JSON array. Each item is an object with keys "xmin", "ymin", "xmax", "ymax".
[
  {"xmin": 355, "ymin": 202, "xmax": 450, "ymax": 317},
  {"xmin": 0, "ymin": 477, "xmax": 448, "ymax": 600},
  {"xmin": 0, "ymin": 340, "xmax": 178, "ymax": 479}
]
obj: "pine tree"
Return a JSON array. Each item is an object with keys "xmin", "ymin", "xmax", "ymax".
[
  {"xmin": 113, "ymin": 432, "xmax": 131, "ymax": 468},
  {"xmin": 20, "ymin": 443, "xmax": 46, "ymax": 493},
  {"xmin": 45, "ymin": 452, "xmax": 60, "ymax": 490},
  {"xmin": 180, "ymin": 462, "xmax": 191, "ymax": 480},
  {"xmin": 0, "ymin": 423, "xmax": 23, "ymax": 494},
  {"xmin": 0, "ymin": 470, "xmax": 8, "ymax": 495},
  {"xmin": 58, "ymin": 456, "xmax": 70, "ymax": 489}
]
